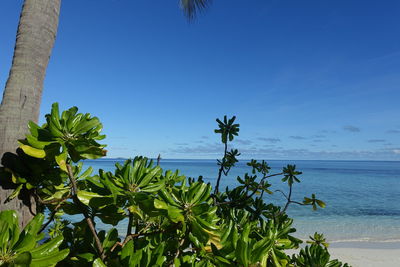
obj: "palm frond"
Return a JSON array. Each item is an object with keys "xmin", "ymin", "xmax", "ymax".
[{"xmin": 180, "ymin": 0, "xmax": 211, "ymax": 20}]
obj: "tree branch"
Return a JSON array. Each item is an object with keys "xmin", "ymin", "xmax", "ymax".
[
  {"xmin": 39, "ymin": 201, "xmax": 64, "ymax": 233},
  {"xmin": 214, "ymin": 142, "xmax": 228, "ymax": 194},
  {"xmin": 275, "ymin": 189, "xmax": 288, "ymax": 200},
  {"xmin": 289, "ymin": 200, "xmax": 307, "ymax": 206},
  {"xmin": 260, "ymin": 172, "xmax": 284, "ymax": 183},
  {"xmin": 173, "ymin": 238, "xmax": 185, "ymax": 263},
  {"xmin": 110, "ymin": 225, "xmax": 177, "ymax": 252},
  {"xmin": 127, "ymin": 211, "xmax": 134, "ymax": 236},
  {"xmin": 35, "ymin": 192, "xmax": 71, "ymax": 205},
  {"xmin": 66, "ymin": 164, "xmax": 105, "ymax": 261},
  {"xmin": 282, "ymin": 184, "xmax": 293, "ymax": 213}
]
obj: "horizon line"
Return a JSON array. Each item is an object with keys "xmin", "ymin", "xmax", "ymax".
[{"xmin": 100, "ymin": 157, "xmax": 400, "ymax": 162}]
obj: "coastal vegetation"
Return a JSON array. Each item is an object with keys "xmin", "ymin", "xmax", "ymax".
[
  {"xmin": 0, "ymin": 103, "xmax": 349, "ymax": 266},
  {"xmin": 0, "ymin": 0, "xmax": 211, "ymax": 227}
]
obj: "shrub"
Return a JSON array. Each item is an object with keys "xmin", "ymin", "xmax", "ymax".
[{"xmin": 0, "ymin": 103, "xmax": 349, "ymax": 266}]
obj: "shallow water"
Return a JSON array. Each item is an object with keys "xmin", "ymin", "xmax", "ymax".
[{"xmin": 86, "ymin": 158, "xmax": 400, "ymax": 243}]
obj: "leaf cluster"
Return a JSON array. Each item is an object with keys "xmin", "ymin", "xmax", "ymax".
[{"xmin": 0, "ymin": 211, "xmax": 68, "ymax": 267}]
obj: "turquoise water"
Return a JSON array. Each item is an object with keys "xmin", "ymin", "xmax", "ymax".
[{"xmin": 87, "ymin": 159, "xmax": 400, "ymax": 244}]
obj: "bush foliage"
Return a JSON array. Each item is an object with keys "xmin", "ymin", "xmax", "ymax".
[{"xmin": 0, "ymin": 103, "xmax": 349, "ymax": 266}]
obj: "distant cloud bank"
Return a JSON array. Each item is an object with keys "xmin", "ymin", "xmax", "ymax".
[
  {"xmin": 167, "ymin": 143, "xmax": 400, "ymax": 160},
  {"xmin": 367, "ymin": 139, "xmax": 385, "ymax": 143},
  {"xmin": 257, "ymin": 137, "xmax": 281, "ymax": 143},
  {"xmin": 343, "ymin": 125, "xmax": 361, "ymax": 132},
  {"xmin": 289, "ymin": 136, "xmax": 306, "ymax": 140}
]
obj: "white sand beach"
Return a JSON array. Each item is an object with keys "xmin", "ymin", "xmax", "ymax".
[
  {"xmin": 288, "ymin": 242, "xmax": 400, "ymax": 266},
  {"xmin": 329, "ymin": 247, "xmax": 400, "ymax": 267}
]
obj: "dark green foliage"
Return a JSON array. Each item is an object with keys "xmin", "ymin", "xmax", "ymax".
[
  {"xmin": 0, "ymin": 210, "xmax": 68, "ymax": 266},
  {"xmin": 303, "ymin": 194, "xmax": 326, "ymax": 211},
  {"xmin": 214, "ymin": 116, "xmax": 240, "ymax": 194},
  {"xmin": 0, "ymin": 103, "xmax": 349, "ymax": 266},
  {"xmin": 214, "ymin": 115, "xmax": 239, "ymax": 144},
  {"xmin": 291, "ymin": 243, "xmax": 350, "ymax": 267},
  {"xmin": 307, "ymin": 233, "xmax": 329, "ymax": 249},
  {"xmin": 282, "ymin": 165, "xmax": 302, "ymax": 186}
]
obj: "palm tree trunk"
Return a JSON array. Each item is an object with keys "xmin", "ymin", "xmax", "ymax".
[{"xmin": 0, "ymin": 0, "xmax": 61, "ymax": 227}]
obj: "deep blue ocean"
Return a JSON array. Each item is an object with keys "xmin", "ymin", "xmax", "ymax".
[{"xmin": 87, "ymin": 159, "xmax": 400, "ymax": 244}]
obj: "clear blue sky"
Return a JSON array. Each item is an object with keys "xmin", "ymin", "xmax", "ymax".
[{"xmin": 1, "ymin": 0, "xmax": 400, "ymax": 160}]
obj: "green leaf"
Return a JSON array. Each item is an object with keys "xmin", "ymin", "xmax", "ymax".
[
  {"xmin": 236, "ymin": 237, "xmax": 248, "ymax": 266},
  {"xmin": 316, "ymin": 200, "xmax": 326, "ymax": 208},
  {"xmin": 27, "ymin": 121, "xmax": 41, "ymax": 138},
  {"xmin": 103, "ymin": 228, "xmax": 118, "ymax": 252},
  {"xmin": 62, "ymin": 202, "xmax": 82, "ymax": 215},
  {"xmin": 96, "ymin": 206, "xmax": 126, "ymax": 226},
  {"xmin": 137, "ymin": 166, "xmax": 161, "ymax": 188},
  {"xmin": 174, "ymin": 257, "xmax": 181, "ymax": 267},
  {"xmin": 76, "ymin": 253, "xmax": 96, "ymax": 262},
  {"xmin": 13, "ymin": 234, "xmax": 36, "ymax": 253},
  {"xmin": 192, "ymin": 203, "xmax": 210, "ymax": 216},
  {"xmin": 74, "ymin": 117, "xmax": 101, "ymax": 135},
  {"xmin": 190, "ymin": 183, "xmax": 209, "ymax": 204},
  {"xmin": 158, "ymin": 189, "xmax": 180, "ymax": 207},
  {"xmin": 30, "ymin": 235, "xmax": 64, "ymax": 258},
  {"xmin": 0, "ymin": 210, "xmax": 19, "ymax": 247},
  {"xmin": 167, "ymin": 206, "xmax": 184, "ymax": 223},
  {"xmin": 79, "ymin": 167, "xmax": 93, "ymax": 180},
  {"xmin": 23, "ymin": 213, "xmax": 45, "ymax": 236},
  {"xmin": 191, "ymin": 220, "xmax": 209, "ymax": 244},
  {"xmin": 5, "ymin": 184, "xmax": 23, "ymax": 203},
  {"xmin": 252, "ymin": 238, "xmax": 273, "ymax": 263},
  {"xmin": 196, "ymin": 217, "xmax": 218, "ymax": 232},
  {"xmin": 77, "ymin": 190, "xmax": 103, "ymax": 206},
  {"xmin": 31, "ymin": 249, "xmax": 69, "ymax": 267},
  {"xmin": 19, "ymin": 144, "xmax": 46, "ymax": 158},
  {"xmin": 93, "ymin": 258, "xmax": 107, "ymax": 267},
  {"xmin": 50, "ymin": 103, "xmax": 62, "ymax": 129},
  {"xmin": 121, "ymin": 240, "xmax": 134, "ymax": 265},
  {"xmin": 26, "ymin": 135, "xmax": 54, "ymax": 149},
  {"xmin": 12, "ymin": 251, "xmax": 32, "ymax": 266},
  {"xmin": 154, "ymin": 199, "xmax": 169, "ymax": 210},
  {"xmin": 55, "ymin": 149, "xmax": 68, "ymax": 172}
]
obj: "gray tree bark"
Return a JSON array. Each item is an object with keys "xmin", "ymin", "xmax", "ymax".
[{"xmin": 0, "ymin": 0, "xmax": 61, "ymax": 227}]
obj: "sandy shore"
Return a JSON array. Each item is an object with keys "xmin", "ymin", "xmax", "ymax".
[{"xmin": 329, "ymin": 247, "xmax": 400, "ymax": 266}]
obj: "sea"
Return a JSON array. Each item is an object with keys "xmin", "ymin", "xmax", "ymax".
[{"xmin": 86, "ymin": 159, "xmax": 400, "ymax": 247}]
